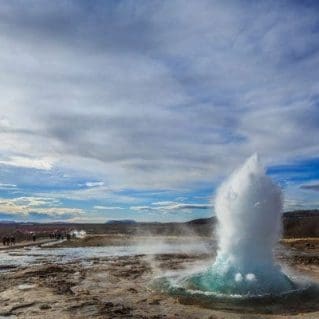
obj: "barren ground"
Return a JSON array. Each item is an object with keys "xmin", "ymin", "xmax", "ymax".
[{"xmin": 0, "ymin": 235, "xmax": 318, "ymax": 319}]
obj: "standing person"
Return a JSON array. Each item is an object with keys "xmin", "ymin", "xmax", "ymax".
[
  {"xmin": 2, "ymin": 236, "xmax": 7, "ymax": 246},
  {"xmin": 10, "ymin": 235, "xmax": 15, "ymax": 246},
  {"xmin": 32, "ymin": 233, "xmax": 36, "ymax": 242}
]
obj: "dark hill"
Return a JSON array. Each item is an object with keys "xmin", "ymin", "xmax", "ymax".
[
  {"xmin": 0, "ymin": 210, "xmax": 318, "ymax": 238},
  {"xmin": 106, "ymin": 220, "xmax": 137, "ymax": 225},
  {"xmin": 282, "ymin": 210, "xmax": 319, "ymax": 238}
]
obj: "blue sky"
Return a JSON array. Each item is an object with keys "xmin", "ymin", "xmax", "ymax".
[{"xmin": 0, "ymin": 0, "xmax": 319, "ymax": 222}]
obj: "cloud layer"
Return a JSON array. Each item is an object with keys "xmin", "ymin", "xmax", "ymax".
[{"xmin": 0, "ymin": 1, "xmax": 318, "ymax": 221}]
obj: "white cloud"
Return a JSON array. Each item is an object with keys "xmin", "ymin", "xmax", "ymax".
[
  {"xmin": 130, "ymin": 202, "xmax": 213, "ymax": 213},
  {"xmin": 0, "ymin": 156, "xmax": 53, "ymax": 170},
  {"xmin": 130, "ymin": 206, "xmax": 152, "ymax": 212},
  {"xmin": 0, "ymin": 196, "xmax": 83, "ymax": 218},
  {"xmin": 152, "ymin": 201, "xmax": 176, "ymax": 206},
  {"xmin": 0, "ymin": 1, "xmax": 317, "ymax": 212},
  {"xmin": 283, "ymin": 198, "xmax": 319, "ymax": 211},
  {"xmin": 36, "ymin": 185, "xmax": 138, "ymax": 204},
  {"xmin": 85, "ymin": 181, "xmax": 105, "ymax": 188},
  {"xmin": 93, "ymin": 205, "xmax": 124, "ymax": 210},
  {"xmin": 0, "ymin": 183, "xmax": 17, "ymax": 189},
  {"xmin": 163, "ymin": 203, "xmax": 213, "ymax": 210}
]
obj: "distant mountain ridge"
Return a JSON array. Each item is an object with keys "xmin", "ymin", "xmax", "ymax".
[
  {"xmin": 0, "ymin": 210, "xmax": 318, "ymax": 238},
  {"xmin": 105, "ymin": 219, "xmax": 137, "ymax": 225},
  {"xmin": 0, "ymin": 210, "xmax": 318, "ymax": 226},
  {"xmin": 102, "ymin": 210, "xmax": 319, "ymax": 226},
  {"xmin": 283, "ymin": 209, "xmax": 319, "ymax": 218}
]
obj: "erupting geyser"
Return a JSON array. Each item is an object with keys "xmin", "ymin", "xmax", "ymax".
[
  {"xmin": 153, "ymin": 154, "xmax": 319, "ymax": 310},
  {"xmin": 183, "ymin": 154, "xmax": 295, "ymax": 296}
]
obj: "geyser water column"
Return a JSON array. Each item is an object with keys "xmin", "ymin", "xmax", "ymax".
[{"xmin": 182, "ymin": 154, "xmax": 295, "ymax": 296}]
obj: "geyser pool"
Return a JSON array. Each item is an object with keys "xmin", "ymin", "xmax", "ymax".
[{"xmin": 158, "ymin": 155, "xmax": 299, "ymax": 298}]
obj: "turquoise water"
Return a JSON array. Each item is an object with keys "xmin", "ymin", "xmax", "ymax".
[
  {"xmin": 153, "ymin": 274, "xmax": 318, "ymax": 313},
  {"xmin": 180, "ymin": 261, "xmax": 296, "ymax": 296}
]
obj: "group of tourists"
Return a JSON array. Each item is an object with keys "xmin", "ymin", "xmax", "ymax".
[
  {"xmin": 2, "ymin": 235, "xmax": 15, "ymax": 246},
  {"xmin": 1, "ymin": 229, "xmax": 79, "ymax": 247},
  {"xmin": 2, "ymin": 233, "xmax": 36, "ymax": 247},
  {"xmin": 49, "ymin": 231, "xmax": 65, "ymax": 240},
  {"xmin": 49, "ymin": 231, "xmax": 75, "ymax": 241}
]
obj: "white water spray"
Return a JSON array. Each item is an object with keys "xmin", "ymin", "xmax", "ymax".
[
  {"xmin": 215, "ymin": 153, "xmax": 282, "ymax": 274},
  {"xmin": 182, "ymin": 154, "xmax": 295, "ymax": 295}
]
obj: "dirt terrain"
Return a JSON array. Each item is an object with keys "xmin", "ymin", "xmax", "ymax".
[{"xmin": 0, "ymin": 236, "xmax": 318, "ymax": 319}]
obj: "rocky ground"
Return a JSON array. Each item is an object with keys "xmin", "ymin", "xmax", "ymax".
[{"xmin": 0, "ymin": 236, "xmax": 318, "ymax": 319}]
